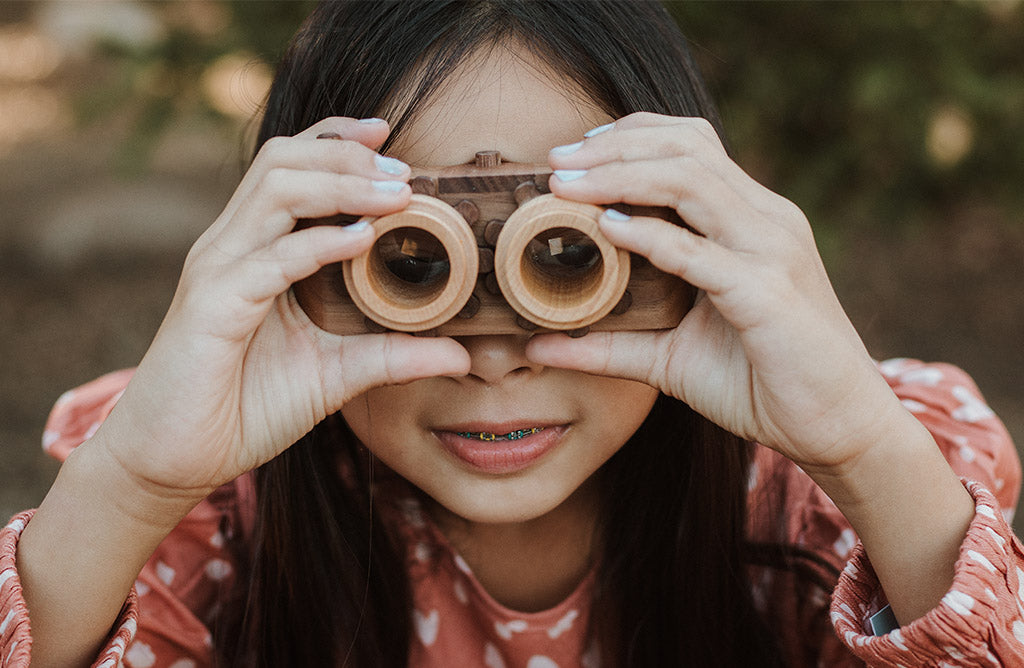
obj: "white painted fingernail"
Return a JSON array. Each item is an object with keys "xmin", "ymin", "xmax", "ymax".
[
  {"xmin": 345, "ymin": 220, "xmax": 370, "ymax": 232},
  {"xmin": 359, "ymin": 117, "xmax": 385, "ymax": 124},
  {"xmin": 584, "ymin": 122, "xmax": 615, "ymax": 138},
  {"xmin": 550, "ymin": 141, "xmax": 583, "ymax": 156},
  {"xmin": 374, "ymin": 154, "xmax": 408, "ymax": 175},
  {"xmin": 372, "ymin": 180, "xmax": 407, "ymax": 193},
  {"xmin": 553, "ymin": 169, "xmax": 588, "ymax": 182},
  {"xmin": 603, "ymin": 208, "xmax": 631, "ymax": 222}
]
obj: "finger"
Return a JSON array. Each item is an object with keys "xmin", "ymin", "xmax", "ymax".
[
  {"xmin": 550, "ymin": 114, "xmax": 791, "ymax": 229},
  {"xmin": 218, "ymin": 126, "xmax": 407, "ymax": 230},
  {"xmin": 226, "ymin": 223, "xmax": 377, "ymax": 305},
  {"xmin": 249, "ymin": 133, "xmax": 409, "ymax": 191},
  {"xmin": 549, "ymin": 156, "xmax": 755, "ymax": 246},
  {"xmin": 550, "ymin": 115, "xmax": 726, "ymax": 169},
  {"xmin": 211, "ymin": 168, "xmax": 410, "ymax": 256},
  {"xmin": 525, "ymin": 330, "xmax": 671, "ymax": 391},
  {"xmin": 324, "ymin": 333, "xmax": 471, "ymax": 409},
  {"xmin": 294, "ymin": 116, "xmax": 393, "ymax": 147},
  {"xmin": 174, "ymin": 223, "xmax": 378, "ymax": 344},
  {"xmin": 597, "ymin": 211, "xmax": 750, "ymax": 304}
]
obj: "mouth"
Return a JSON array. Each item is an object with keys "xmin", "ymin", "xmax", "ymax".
[{"xmin": 434, "ymin": 424, "xmax": 566, "ymax": 474}]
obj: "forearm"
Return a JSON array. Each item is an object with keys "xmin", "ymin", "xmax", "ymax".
[
  {"xmin": 805, "ymin": 408, "xmax": 975, "ymax": 626},
  {"xmin": 17, "ymin": 434, "xmax": 200, "ymax": 668}
]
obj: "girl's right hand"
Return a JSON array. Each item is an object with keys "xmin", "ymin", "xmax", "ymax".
[{"xmin": 87, "ymin": 117, "xmax": 471, "ymax": 505}]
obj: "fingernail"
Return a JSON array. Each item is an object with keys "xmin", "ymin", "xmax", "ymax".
[
  {"xmin": 345, "ymin": 220, "xmax": 370, "ymax": 232},
  {"xmin": 553, "ymin": 169, "xmax": 588, "ymax": 182},
  {"xmin": 372, "ymin": 180, "xmax": 408, "ymax": 193},
  {"xmin": 584, "ymin": 122, "xmax": 614, "ymax": 138},
  {"xmin": 359, "ymin": 117, "xmax": 385, "ymax": 124},
  {"xmin": 550, "ymin": 141, "xmax": 583, "ymax": 156},
  {"xmin": 317, "ymin": 132, "xmax": 342, "ymax": 140},
  {"xmin": 603, "ymin": 208, "xmax": 631, "ymax": 222},
  {"xmin": 374, "ymin": 154, "xmax": 408, "ymax": 175}
]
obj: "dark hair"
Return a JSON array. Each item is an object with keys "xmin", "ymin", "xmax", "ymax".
[{"xmin": 217, "ymin": 2, "xmax": 836, "ymax": 666}]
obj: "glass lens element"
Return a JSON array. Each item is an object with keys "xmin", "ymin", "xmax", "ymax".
[
  {"xmin": 525, "ymin": 227, "xmax": 600, "ymax": 283},
  {"xmin": 375, "ymin": 227, "xmax": 450, "ymax": 288}
]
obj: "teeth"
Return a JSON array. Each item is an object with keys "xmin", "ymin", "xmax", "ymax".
[{"xmin": 456, "ymin": 427, "xmax": 545, "ymax": 442}]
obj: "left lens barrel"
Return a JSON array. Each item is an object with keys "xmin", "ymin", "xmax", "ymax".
[{"xmin": 343, "ymin": 195, "xmax": 479, "ymax": 331}]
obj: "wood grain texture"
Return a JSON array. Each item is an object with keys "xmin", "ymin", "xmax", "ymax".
[{"xmin": 293, "ymin": 156, "xmax": 693, "ymax": 335}]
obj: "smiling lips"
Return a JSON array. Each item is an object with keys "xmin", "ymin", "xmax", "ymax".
[{"xmin": 435, "ymin": 425, "xmax": 565, "ymax": 474}]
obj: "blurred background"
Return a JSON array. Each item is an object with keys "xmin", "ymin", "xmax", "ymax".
[{"xmin": 2, "ymin": 1, "xmax": 1023, "ymax": 534}]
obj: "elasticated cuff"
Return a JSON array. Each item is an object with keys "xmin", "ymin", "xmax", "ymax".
[
  {"xmin": 830, "ymin": 479, "xmax": 1024, "ymax": 665},
  {"xmin": 1, "ymin": 510, "xmax": 140, "ymax": 668}
]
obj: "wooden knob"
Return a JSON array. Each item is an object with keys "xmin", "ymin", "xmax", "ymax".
[
  {"xmin": 475, "ymin": 150, "xmax": 501, "ymax": 167},
  {"xmin": 494, "ymin": 194, "xmax": 630, "ymax": 330},
  {"xmin": 343, "ymin": 195, "xmax": 478, "ymax": 331}
]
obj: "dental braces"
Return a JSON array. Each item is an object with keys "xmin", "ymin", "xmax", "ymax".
[{"xmin": 455, "ymin": 427, "xmax": 546, "ymax": 442}]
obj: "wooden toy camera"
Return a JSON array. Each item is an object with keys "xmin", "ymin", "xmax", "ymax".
[{"xmin": 294, "ymin": 150, "xmax": 693, "ymax": 336}]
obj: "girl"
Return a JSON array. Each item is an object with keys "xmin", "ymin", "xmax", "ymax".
[{"xmin": 3, "ymin": 2, "xmax": 1022, "ymax": 666}]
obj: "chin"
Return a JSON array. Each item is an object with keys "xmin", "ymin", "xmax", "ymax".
[{"xmin": 428, "ymin": 478, "xmax": 579, "ymax": 525}]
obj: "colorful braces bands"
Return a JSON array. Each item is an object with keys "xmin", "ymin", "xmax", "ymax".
[{"xmin": 455, "ymin": 427, "xmax": 545, "ymax": 442}]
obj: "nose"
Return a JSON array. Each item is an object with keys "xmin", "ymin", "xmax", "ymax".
[{"xmin": 455, "ymin": 335, "xmax": 544, "ymax": 385}]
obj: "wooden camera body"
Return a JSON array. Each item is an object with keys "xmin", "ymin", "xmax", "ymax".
[{"xmin": 294, "ymin": 150, "xmax": 692, "ymax": 336}]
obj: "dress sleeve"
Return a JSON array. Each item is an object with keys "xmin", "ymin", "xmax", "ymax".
[
  {"xmin": 2, "ymin": 371, "xmax": 250, "ymax": 668},
  {"xmin": 830, "ymin": 360, "xmax": 1024, "ymax": 665},
  {"xmin": 1, "ymin": 511, "xmax": 139, "ymax": 668}
]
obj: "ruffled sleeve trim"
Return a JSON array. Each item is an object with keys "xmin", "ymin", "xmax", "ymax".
[
  {"xmin": 0, "ymin": 510, "xmax": 140, "ymax": 668},
  {"xmin": 831, "ymin": 479, "xmax": 1024, "ymax": 665}
]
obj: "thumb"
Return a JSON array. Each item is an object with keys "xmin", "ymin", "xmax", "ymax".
[
  {"xmin": 525, "ymin": 331, "xmax": 668, "ymax": 391},
  {"xmin": 322, "ymin": 333, "xmax": 471, "ymax": 408}
]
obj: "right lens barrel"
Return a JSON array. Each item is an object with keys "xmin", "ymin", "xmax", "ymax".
[
  {"xmin": 342, "ymin": 195, "xmax": 478, "ymax": 331},
  {"xmin": 495, "ymin": 194, "xmax": 630, "ymax": 330}
]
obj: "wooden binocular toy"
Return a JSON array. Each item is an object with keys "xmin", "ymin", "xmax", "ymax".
[{"xmin": 294, "ymin": 150, "xmax": 693, "ymax": 336}]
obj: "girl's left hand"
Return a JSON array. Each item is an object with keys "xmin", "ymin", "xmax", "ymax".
[{"xmin": 531, "ymin": 112, "xmax": 909, "ymax": 473}]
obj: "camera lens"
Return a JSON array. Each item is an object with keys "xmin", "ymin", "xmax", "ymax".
[
  {"xmin": 371, "ymin": 227, "xmax": 450, "ymax": 304},
  {"xmin": 496, "ymin": 195, "xmax": 629, "ymax": 330},
  {"xmin": 523, "ymin": 227, "xmax": 603, "ymax": 294}
]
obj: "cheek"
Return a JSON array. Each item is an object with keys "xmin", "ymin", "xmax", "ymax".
[
  {"xmin": 339, "ymin": 385, "xmax": 416, "ymax": 454},
  {"xmin": 582, "ymin": 378, "xmax": 660, "ymax": 453}
]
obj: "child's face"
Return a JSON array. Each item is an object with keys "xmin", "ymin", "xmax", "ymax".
[{"xmin": 341, "ymin": 44, "xmax": 659, "ymax": 524}]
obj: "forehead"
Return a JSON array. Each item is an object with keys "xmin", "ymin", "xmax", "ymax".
[{"xmin": 386, "ymin": 43, "xmax": 612, "ymax": 168}]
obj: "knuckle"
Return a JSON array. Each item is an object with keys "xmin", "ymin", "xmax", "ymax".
[
  {"xmin": 666, "ymin": 157, "xmax": 699, "ymax": 203},
  {"xmin": 688, "ymin": 117, "xmax": 723, "ymax": 152},
  {"xmin": 674, "ymin": 153, "xmax": 701, "ymax": 178},
  {"xmin": 309, "ymin": 116, "xmax": 350, "ymax": 135},
  {"xmin": 772, "ymin": 194, "xmax": 806, "ymax": 223},
  {"xmin": 632, "ymin": 111, "xmax": 660, "ymax": 125},
  {"xmin": 669, "ymin": 231, "xmax": 698, "ymax": 263},
  {"xmin": 670, "ymin": 130, "xmax": 693, "ymax": 155},
  {"xmin": 257, "ymin": 136, "xmax": 291, "ymax": 163},
  {"xmin": 182, "ymin": 241, "xmax": 205, "ymax": 273},
  {"xmin": 331, "ymin": 138, "xmax": 367, "ymax": 161},
  {"xmin": 261, "ymin": 167, "xmax": 293, "ymax": 198},
  {"xmin": 691, "ymin": 116, "xmax": 716, "ymax": 137}
]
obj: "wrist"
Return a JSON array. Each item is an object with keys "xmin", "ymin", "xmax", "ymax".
[
  {"xmin": 67, "ymin": 431, "xmax": 208, "ymax": 533},
  {"xmin": 800, "ymin": 403, "xmax": 940, "ymax": 507},
  {"xmin": 800, "ymin": 404, "xmax": 975, "ymax": 625}
]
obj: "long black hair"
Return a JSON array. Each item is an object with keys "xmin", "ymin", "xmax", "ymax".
[{"xmin": 217, "ymin": 2, "xmax": 835, "ymax": 665}]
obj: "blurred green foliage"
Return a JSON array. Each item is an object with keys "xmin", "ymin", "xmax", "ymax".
[
  {"xmin": 78, "ymin": 0, "xmax": 315, "ymax": 172},
  {"xmin": 671, "ymin": 2, "xmax": 1024, "ymax": 236},
  {"xmin": 91, "ymin": 1, "xmax": 1024, "ymax": 238}
]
